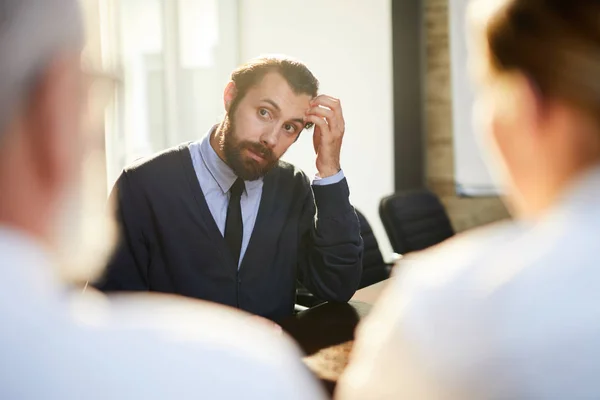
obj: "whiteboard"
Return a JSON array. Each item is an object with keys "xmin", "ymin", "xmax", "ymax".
[{"xmin": 449, "ymin": 0, "xmax": 500, "ymax": 196}]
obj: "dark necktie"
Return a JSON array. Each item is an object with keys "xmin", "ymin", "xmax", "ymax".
[{"xmin": 225, "ymin": 178, "xmax": 244, "ymax": 264}]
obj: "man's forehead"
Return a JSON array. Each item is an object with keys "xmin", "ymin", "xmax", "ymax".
[{"xmin": 245, "ymin": 72, "xmax": 313, "ymax": 107}]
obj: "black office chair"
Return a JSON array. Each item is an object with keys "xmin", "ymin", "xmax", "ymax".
[
  {"xmin": 355, "ymin": 209, "xmax": 392, "ymax": 288},
  {"xmin": 379, "ymin": 190, "xmax": 454, "ymax": 255}
]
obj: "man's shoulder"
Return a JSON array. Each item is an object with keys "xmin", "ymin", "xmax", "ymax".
[
  {"xmin": 123, "ymin": 143, "xmax": 191, "ymax": 177},
  {"xmin": 1, "ymin": 290, "xmax": 326, "ymax": 399},
  {"xmin": 363, "ymin": 221, "xmax": 522, "ymax": 334},
  {"xmin": 388, "ymin": 220, "xmax": 522, "ymax": 303},
  {"xmin": 348, "ymin": 221, "xmax": 527, "ymax": 389},
  {"xmin": 114, "ymin": 144, "xmax": 193, "ymax": 192},
  {"xmin": 272, "ymin": 160, "xmax": 311, "ymax": 188},
  {"xmin": 66, "ymin": 292, "xmax": 326, "ymax": 399},
  {"xmin": 97, "ymin": 292, "xmax": 293, "ymax": 350}
]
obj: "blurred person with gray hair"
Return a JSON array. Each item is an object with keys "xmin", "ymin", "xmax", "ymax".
[{"xmin": 0, "ymin": 1, "xmax": 326, "ymax": 398}]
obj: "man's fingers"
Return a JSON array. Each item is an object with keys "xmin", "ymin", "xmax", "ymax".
[
  {"xmin": 307, "ymin": 106, "xmax": 334, "ymax": 120},
  {"xmin": 310, "ymin": 95, "xmax": 344, "ymax": 134},
  {"xmin": 305, "ymin": 115, "xmax": 326, "ymax": 153},
  {"xmin": 311, "ymin": 95, "xmax": 342, "ymax": 114},
  {"xmin": 307, "ymin": 106, "xmax": 344, "ymax": 134},
  {"xmin": 304, "ymin": 114, "xmax": 329, "ymax": 133}
]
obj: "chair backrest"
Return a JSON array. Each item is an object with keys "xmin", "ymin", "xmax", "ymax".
[
  {"xmin": 355, "ymin": 209, "xmax": 389, "ymax": 288},
  {"xmin": 379, "ymin": 190, "xmax": 454, "ymax": 255}
]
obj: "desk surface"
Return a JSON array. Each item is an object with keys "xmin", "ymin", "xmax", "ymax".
[
  {"xmin": 281, "ymin": 280, "xmax": 389, "ymax": 396},
  {"xmin": 351, "ymin": 279, "xmax": 389, "ymax": 304}
]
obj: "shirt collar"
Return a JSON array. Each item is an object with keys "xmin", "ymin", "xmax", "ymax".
[{"xmin": 199, "ymin": 126, "xmax": 263, "ymax": 194}]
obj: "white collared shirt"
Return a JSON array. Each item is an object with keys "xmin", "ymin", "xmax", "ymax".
[
  {"xmin": 337, "ymin": 166, "xmax": 600, "ymax": 400},
  {"xmin": 0, "ymin": 227, "xmax": 326, "ymax": 400}
]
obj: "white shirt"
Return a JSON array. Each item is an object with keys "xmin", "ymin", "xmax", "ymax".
[
  {"xmin": 0, "ymin": 227, "xmax": 326, "ymax": 400},
  {"xmin": 337, "ymin": 166, "xmax": 600, "ymax": 400}
]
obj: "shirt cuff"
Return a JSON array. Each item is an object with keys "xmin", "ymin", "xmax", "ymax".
[{"xmin": 312, "ymin": 169, "xmax": 345, "ymax": 186}]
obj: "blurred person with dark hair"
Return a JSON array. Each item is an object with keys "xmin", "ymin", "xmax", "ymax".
[
  {"xmin": 96, "ymin": 56, "xmax": 363, "ymax": 321},
  {"xmin": 0, "ymin": 1, "xmax": 327, "ymax": 398},
  {"xmin": 337, "ymin": 0, "xmax": 600, "ymax": 398}
]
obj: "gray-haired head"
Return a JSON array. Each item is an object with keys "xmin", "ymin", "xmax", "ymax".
[{"xmin": 0, "ymin": 0, "xmax": 83, "ymax": 135}]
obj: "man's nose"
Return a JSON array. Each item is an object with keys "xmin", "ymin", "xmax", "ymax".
[{"xmin": 260, "ymin": 126, "xmax": 278, "ymax": 149}]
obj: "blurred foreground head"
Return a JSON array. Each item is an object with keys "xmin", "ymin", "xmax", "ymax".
[
  {"xmin": 0, "ymin": 0, "xmax": 115, "ymax": 283},
  {"xmin": 469, "ymin": 0, "xmax": 600, "ymax": 217}
]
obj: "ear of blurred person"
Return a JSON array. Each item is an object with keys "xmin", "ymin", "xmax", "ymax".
[
  {"xmin": 337, "ymin": 0, "xmax": 600, "ymax": 398},
  {"xmin": 0, "ymin": 1, "xmax": 326, "ymax": 398}
]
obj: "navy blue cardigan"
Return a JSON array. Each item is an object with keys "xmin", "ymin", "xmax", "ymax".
[{"xmin": 96, "ymin": 144, "xmax": 363, "ymax": 320}]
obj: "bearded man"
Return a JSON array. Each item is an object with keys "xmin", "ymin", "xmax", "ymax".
[{"xmin": 97, "ymin": 56, "xmax": 363, "ymax": 321}]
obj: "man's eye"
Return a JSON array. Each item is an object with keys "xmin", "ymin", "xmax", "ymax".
[
  {"xmin": 284, "ymin": 124, "xmax": 295, "ymax": 133},
  {"xmin": 259, "ymin": 108, "xmax": 269, "ymax": 117}
]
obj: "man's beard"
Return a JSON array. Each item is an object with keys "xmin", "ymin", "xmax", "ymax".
[{"xmin": 219, "ymin": 112, "xmax": 279, "ymax": 181}]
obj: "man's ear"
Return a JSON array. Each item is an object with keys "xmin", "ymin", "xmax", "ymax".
[{"xmin": 223, "ymin": 81, "xmax": 237, "ymax": 112}]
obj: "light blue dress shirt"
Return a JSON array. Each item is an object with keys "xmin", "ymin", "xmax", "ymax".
[{"xmin": 188, "ymin": 130, "xmax": 344, "ymax": 267}]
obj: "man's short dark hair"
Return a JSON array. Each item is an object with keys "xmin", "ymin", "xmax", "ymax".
[{"xmin": 230, "ymin": 56, "xmax": 319, "ymax": 105}]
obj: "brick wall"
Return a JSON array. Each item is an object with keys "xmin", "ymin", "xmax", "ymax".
[{"xmin": 424, "ymin": 0, "xmax": 510, "ymax": 232}]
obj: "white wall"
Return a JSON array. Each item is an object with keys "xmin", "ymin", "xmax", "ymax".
[
  {"xmin": 239, "ymin": 0, "xmax": 395, "ymax": 258},
  {"xmin": 449, "ymin": 0, "xmax": 499, "ymax": 196}
]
